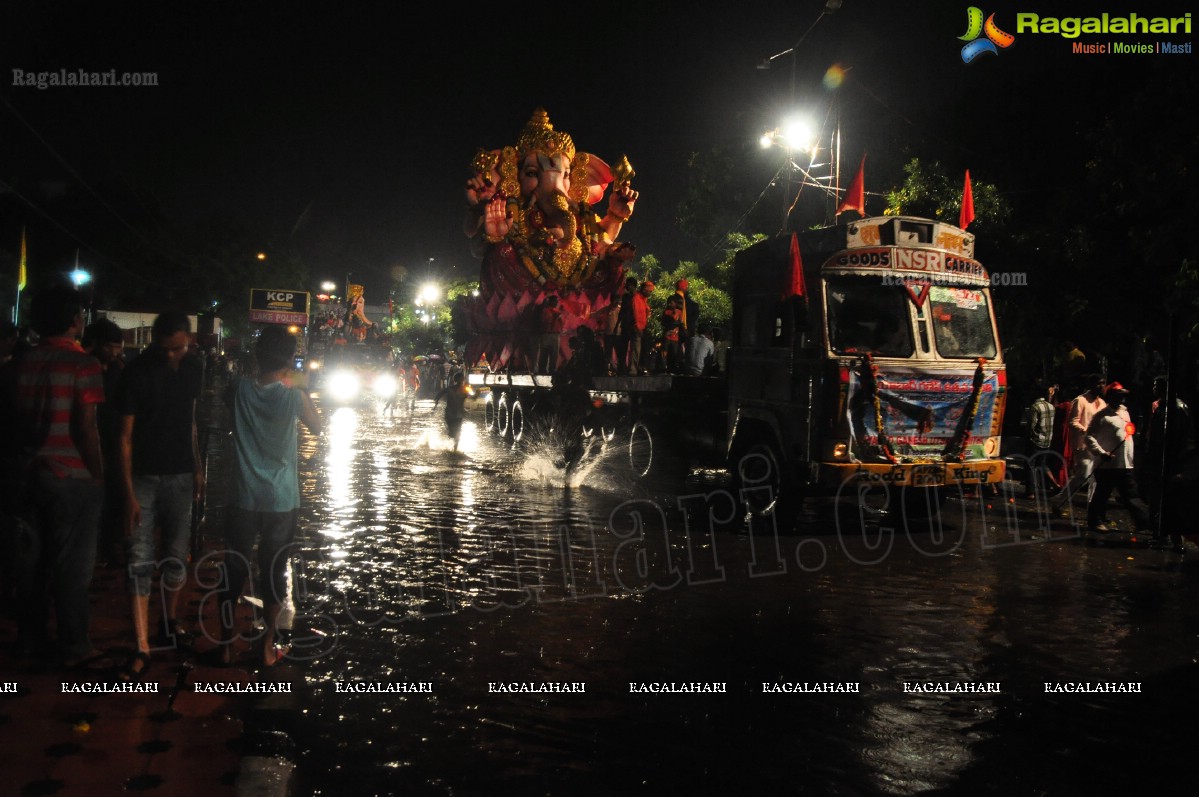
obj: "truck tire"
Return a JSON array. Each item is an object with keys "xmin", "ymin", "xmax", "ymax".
[
  {"xmin": 900, "ymin": 486, "xmax": 947, "ymax": 522},
  {"xmin": 496, "ymin": 393, "xmax": 511, "ymax": 440},
  {"xmin": 732, "ymin": 441, "xmax": 798, "ymax": 532},
  {"xmin": 484, "ymin": 396, "xmax": 497, "ymax": 434},
  {"xmin": 510, "ymin": 399, "xmax": 526, "ymax": 443},
  {"xmin": 628, "ymin": 421, "xmax": 654, "ymax": 478}
]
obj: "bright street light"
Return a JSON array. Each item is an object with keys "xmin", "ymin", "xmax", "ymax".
[
  {"xmin": 418, "ymin": 282, "xmax": 441, "ymax": 305},
  {"xmin": 321, "ymin": 281, "xmax": 336, "ymax": 292},
  {"xmin": 781, "ymin": 117, "xmax": 815, "ymax": 152},
  {"xmin": 70, "ymin": 268, "xmax": 91, "ymax": 287}
]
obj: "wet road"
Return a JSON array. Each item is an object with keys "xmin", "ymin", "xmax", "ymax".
[{"xmin": 202, "ymin": 389, "xmax": 1198, "ymax": 796}]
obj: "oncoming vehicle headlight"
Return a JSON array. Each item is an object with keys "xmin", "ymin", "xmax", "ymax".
[
  {"xmin": 374, "ymin": 373, "xmax": 398, "ymax": 399},
  {"xmin": 328, "ymin": 369, "xmax": 361, "ymax": 402},
  {"xmin": 307, "ymin": 359, "xmax": 321, "ymax": 371}
]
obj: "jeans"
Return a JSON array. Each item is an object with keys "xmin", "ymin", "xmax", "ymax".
[
  {"xmin": 16, "ymin": 468, "xmax": 103, "ymax": 661},
  {"xmin": 126, "ymin": 473, "xmax": 193, "ymax": 596},
  {"xmin": 221, "ymin": 507, "xmax": 298, "ymax": 616}
]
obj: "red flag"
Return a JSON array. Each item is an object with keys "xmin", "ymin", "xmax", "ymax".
[
  {"xmin": 959, "ymin": 169, "xmax": 975, "ymax": 230},
  {"xmin": 789, "ymin": 232, "xmax": 806, "ymax": 299},
  {"xmin": 836, "ymin": 155, "xmax": 866, "ymax": 216}
]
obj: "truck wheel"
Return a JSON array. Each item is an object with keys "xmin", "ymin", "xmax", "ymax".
[
  {"xmin": 496, "ymin": 393, "xmax": 511, "ymax": 440},
  {"xmin": 732, "ymin": 442, "xmax": 797, "ymax": 530},
  {"xmin": 510, "ymin": 399, "xmax": 526, "ymax": 443},
  {"xmin": 484, "ymin": 397, "xmax": 497, "ymax": 434},
  {"xmin": 900, "ymin": 486, "xmax": 947, "ymax": 522},
  {"xmin": 628, "ymin": 421, "xmax": 654, "ymax": 478}
]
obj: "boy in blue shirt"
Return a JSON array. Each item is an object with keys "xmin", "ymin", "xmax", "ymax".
[{"xmin": 219, "ymin": 326, "xmax": 321, "ymax": 667}]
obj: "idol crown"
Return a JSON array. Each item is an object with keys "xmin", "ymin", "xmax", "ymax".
[{"xmin": 517, "ymin": 108, "xmax": 575, "ymax": 161}]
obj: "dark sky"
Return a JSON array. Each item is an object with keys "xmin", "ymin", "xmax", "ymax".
[{"xmin": 1, "ymin": 1, "xmax": 1192, "ymax": 301}]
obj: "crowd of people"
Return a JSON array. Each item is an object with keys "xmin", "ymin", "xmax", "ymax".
[
  {"xmin": 1020, "ymin": 344, "xmax": 1193, "ymax": 550},
  {"xmin": 527, "ymin": 278, "xmax": 722, "ymax": 379},
  {"xmin": 1, "ymin": 285, "xmax": 320, "ymax": 678}
]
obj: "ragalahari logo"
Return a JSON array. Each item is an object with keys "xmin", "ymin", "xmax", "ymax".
[{"xmin": 959, "ymin": 7, "xmax": 1016, "ymax": 62}]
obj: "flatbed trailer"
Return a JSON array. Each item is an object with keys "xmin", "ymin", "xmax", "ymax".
[{"xmin": 469, "ymin": 370, "xmax": 729, "ymax": 478}]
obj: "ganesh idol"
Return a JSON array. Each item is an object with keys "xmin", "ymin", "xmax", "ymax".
[{"xmin": 462, "ymin": 108, "xmax": 638, "ymax": 371}]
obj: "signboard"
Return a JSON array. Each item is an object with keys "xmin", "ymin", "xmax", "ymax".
[
  {"xmin": 249, "ymin": 288, "xmax": 310, "ymax": 326},
  {"xmin": 846, "ymin": 218, "xmax": 975, "ymax": 258},
  {"xmin": 824, "ymin": 248, "xmax": 986, "ymax": 281},
  {"xmin": 844, "ymin": 364, "xmax": 999, "ymax": 460}
]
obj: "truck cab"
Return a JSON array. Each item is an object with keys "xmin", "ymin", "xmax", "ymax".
[{"xmin": 728, "ymin": 217, "xmax": 1007, "ymax": 519}]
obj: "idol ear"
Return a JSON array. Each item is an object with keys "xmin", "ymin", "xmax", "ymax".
[{"xmin": 580, "ymin": 153, "xmax": 613, "ymax": 206}]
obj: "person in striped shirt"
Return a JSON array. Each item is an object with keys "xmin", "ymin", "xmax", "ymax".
[{"xmin": 9, "ymin": 285, "xmax": 105, "ymax": 667}]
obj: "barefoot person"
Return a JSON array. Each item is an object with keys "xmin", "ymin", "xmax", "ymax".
[{"xmin": 219, "ymin": 326, "xmax": 321, "ymax": 666}]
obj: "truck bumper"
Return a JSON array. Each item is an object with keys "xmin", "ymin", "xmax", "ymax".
[{"xmin": 820, "ymin": 459, "xmax": 1006, "ymax": 488}]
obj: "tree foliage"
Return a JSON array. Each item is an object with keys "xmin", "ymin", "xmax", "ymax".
[
  {"xmin": 625, "ymin": 244, "xmax": 745, "ymax": 339},
  {"xmin": 883, "ymin": 159, "xmax": 1010, "ymax": 229}
]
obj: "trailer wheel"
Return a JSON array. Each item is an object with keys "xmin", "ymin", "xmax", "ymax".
[
  {"xmin": 510, "ymin": 399, "xmax": 526, "ymax": 443},
  {"xmin": 496, "ymin": 393, "xmax": 511, "ymax": 440},
  {"xmin": 484, "ymin": 396, "xmax": 497, "ymax": 434},
  {"xmin": 628, "ymin": 421, "xmax": 654, "ymax": 478}
]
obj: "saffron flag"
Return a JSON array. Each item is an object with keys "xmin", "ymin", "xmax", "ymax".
[
  {"xmin": 959, "ymin": 169, "xmax": 975, "ymax": 230},
  {"xmin": 17, "ymin": 228, "xmax": 27, "ymax": 292},
  {"xmin": 789, "ymin": 232, "xmax": 806, "ymax": 299},
  {"xmin": 835, "ymin": 155, "xmax": 866, "ymax": 216}
]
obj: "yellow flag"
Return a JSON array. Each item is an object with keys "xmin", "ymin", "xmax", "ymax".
[{"xmin": 17, "ymin": 228, "xmax": 27, "ymax": 292}]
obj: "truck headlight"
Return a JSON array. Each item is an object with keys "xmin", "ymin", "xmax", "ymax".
[
  {"xmin": 374, "ymin": 374, "xmax": 398, "ymax": 399},
  {"xmin": 328, "ymin": 370, "xmax": 361, "ymax": 402}
]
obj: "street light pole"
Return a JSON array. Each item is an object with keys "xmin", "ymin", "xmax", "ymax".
[
  {"xmin": 757, "ymin": 0, "xmax": 843, "ymax": 231},
  {"xmin": 757, "ymin": 0, "xmax": 843, "ymax": 100}
]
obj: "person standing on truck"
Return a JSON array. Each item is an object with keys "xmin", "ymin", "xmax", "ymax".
[
  {"xmin": 662, "ymin": 293, "xmax": 685, "ymax": 374},
  {"xmin": 614, "ymin": 277, "xmax": 641, "ymax": 375},
  {"xmin": 675, "ymin": 279, "xmax": 700, "ymax": 340},
  {"xmin": 536, "ymin": 294, "xmax": 564, "ymax": 375},
  {"xmin": 685, "ymin": 324, "xmax": 716, "ymax": 376},
  {"xmin": 597, "ymin": 285, "xmax": 622, "ymax": 375}
]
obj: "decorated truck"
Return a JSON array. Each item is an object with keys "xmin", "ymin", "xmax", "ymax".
[{"xmin": 460, "ymin": 110, "xmax": 1006, "ymax": 523}]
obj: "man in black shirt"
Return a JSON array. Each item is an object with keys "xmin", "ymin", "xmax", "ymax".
[{"xmin": 117, "ymin": 312, "xmax": 204, "ymax": 679}]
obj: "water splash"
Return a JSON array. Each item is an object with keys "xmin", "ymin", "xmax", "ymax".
[{"xmin": 516, "ymin": 422, "xmax": 611, "ymax": 490}]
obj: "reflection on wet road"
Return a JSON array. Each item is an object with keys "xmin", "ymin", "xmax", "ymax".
[{"xmin": 209, "ymin": 392, "xmax": 1198, "ymax": 795}]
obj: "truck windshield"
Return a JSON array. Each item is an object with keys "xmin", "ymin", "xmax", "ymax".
[
  {"xmin": 928, "ymin": 286, "xmax": 997, "ymax": 358},
  {"xmin": 826, "ymin": 275, "xmax": 913, "ymax": 357}
]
